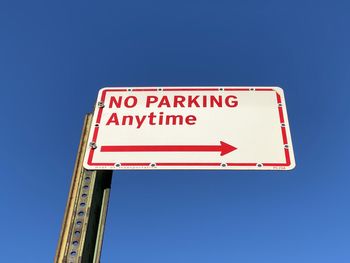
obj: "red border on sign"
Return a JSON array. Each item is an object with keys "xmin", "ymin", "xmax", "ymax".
[{"xmin": 87, "ymin": 88, "xmax": 291, "ymax": 168}]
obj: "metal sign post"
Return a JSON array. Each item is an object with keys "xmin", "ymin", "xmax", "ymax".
[{"xmin": 55, "ymin": 114, "xmax": 112, "ymax": 263}]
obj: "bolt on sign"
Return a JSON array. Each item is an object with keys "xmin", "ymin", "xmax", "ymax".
[{"xmin": 83, "ymin": 87, "xmax": 295, "ymax": 170}]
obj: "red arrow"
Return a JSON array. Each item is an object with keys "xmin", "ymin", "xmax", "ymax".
[{"xmin": 100, "ymin": 141, "xmax": 237, "ymax": 156}]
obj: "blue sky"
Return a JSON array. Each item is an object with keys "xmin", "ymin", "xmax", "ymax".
[{"xmin": 1, "ymin": 0, "xmax": 349, "ymax": 262}]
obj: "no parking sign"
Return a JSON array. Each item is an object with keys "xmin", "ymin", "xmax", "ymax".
[{"xmin": 83, "ymin": 87, "xmax": 295, "ymax": 170}]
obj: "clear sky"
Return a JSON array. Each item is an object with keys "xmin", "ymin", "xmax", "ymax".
[{"xmin": 1, "ymin": 0, "xmax": 349, "ymax": 262}]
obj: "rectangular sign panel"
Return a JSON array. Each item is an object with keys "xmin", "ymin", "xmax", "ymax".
[{"xmin": 83, "ymin": 87, "xmax": 295, "ymax": 170}]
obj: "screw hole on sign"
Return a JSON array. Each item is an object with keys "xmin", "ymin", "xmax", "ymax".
[
  {"xmin": 219, "ymin": 88, "xmax": 224, "ymax": 91},
  {"xmin": 284, "ymin": 144, "xmax": 289, "ymax": 149},
  {"xmin": 127, "ymin": 88, "xmax": 132, "ymax": 92},
  {"xmin": 89, "ymin": 142, "xmax": 97, "ymax": 149},
  {"xmin": 158, "ymin": 88, "xmax": 162, "ymax": 91},
  {"xmin": 97, "ymin": 101, "xmax": 104, "ymax": 108},
  {"xmin": 221, "ymin": 163, "xmax": 227, "ymax": 167},
  {"xmin": 249, "ymin": 88, "xmax": 255, "ymax": 91},
  {"xmin": 281, "ymin": 123, "xmax": 286, "ymax": 127},
  {"xmin": 115, "ymin": 163, "xmax": 121, "ymax": 167},
  {"xmin": 150, "ymin": 163, "xmax": 156, "ymax": 167},
  {"xmin": 278, "ymin": 103, "xmax": 283, "ymax": 107},
  {"xmin": 257, "ymin": 163, "xmax": 263, "ymax": 168},
  {"xmin": 95, "ymin": 123, "xmax": 99, "ymax": 127}
]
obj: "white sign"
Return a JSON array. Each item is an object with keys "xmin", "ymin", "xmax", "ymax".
[{"xmin": 83, "ymin": 87, "xmax": 295, "ymax": 170}]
